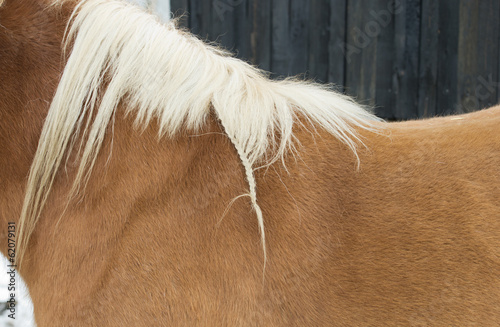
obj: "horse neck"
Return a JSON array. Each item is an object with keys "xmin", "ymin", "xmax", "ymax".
[
  {"xmin": 20, "ymin": 111, "xmax": 264, "ymax": 324},
  {"xmin": 21, "ymin": 110, "xmax": 357, "ymax": 325},
  {"xmin": 0, "ymin": 0, "xmax": 69, "ymax": 256}
]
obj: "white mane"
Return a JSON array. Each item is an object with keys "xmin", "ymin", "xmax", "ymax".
[{"xmin": 17, "ymin": 0, "xmax": 379, "ymax": 265}]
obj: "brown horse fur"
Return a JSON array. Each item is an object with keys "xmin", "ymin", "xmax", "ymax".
[{"xmin": 0, "ymin": 0, "xmax": 499, "ymax": 326}]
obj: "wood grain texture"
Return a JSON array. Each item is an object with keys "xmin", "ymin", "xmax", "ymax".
[
  {"xmin": 436, "ymin": 0, "xmax": 459, "ymax": 116},
  {"xmin": 393, "ymin": 0, "xmax": 421, "ymax": 120},
  {"xmin": 457, "ymin": 0, "xmax": 500, "ymax": 114},
  {"xmin": 170, "ymin": 0, "xmax": 500, "ymax": 120},
  {"xmin": 170, "ymin": 0, "xmax": 188, "ymax": 27},
  {"xmin": 308, "ymin": 0, "xmax": 330, "ymax": 83},
  {"xmin": 270, "ymin": 0, "xmax": 291, "ymax": 77},
  {"xmin": 418, "ymin": 0, "xmax": 438, "ymax": 117},
  {"xmin": 345, "ymin": 0, "xmax": 384, "ymax": 109},
  {"xmin": 328, "ymin": 0, "xmax": 347, "ymax": 89},
  {"xmin": 251, "ymin": 0, "xmax": 272, "ymax": 71}
]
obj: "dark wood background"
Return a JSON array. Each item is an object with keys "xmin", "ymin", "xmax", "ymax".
[{"xmin": 170, "ymin": 0, "xmax": 500, "ymax": 120}]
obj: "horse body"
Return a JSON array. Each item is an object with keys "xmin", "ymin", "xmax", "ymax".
[
  {"xmin": 24, "ymin": 107, "xmax": 500, "ymax": 327},
  {"xmin": 0, "ymin": 0, "xmax": 499, "ymax": 326}
]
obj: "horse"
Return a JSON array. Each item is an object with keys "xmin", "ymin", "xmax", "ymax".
[{"xmin": 0, "ymin": 0, "xmax": 499, "ymax": 325}]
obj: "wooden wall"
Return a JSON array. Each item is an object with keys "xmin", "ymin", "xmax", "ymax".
[{"xmin": 170, "ymin": 0, "xmax": 500, "ymax": 120}]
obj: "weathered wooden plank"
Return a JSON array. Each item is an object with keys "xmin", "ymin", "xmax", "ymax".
[
  {"xmin": 251, "ymin": 0, "xmax": 272, "ymax": 70},
  {"xmin": 288, "ymin": 0, "xmax": 310, "ymax": 76},
  {"xmin": 457, "ymin": 0, "xmax": 500, "ymax": 114},
  {"xmin": 169, "ymin": 0, "xmax": 500, "ymax": 120},
  {"xmin": 457, "ymin": 0, "xmax": 480, "ymax": 114},
  {"xmin": 211, "ymin": 0, "xmax": 237, "ymax": 51},
  {"xmin": 435, "ymin": 0, "xmax": 459, "ymax": 116},
  {"xmin": 418, "ymin": 0, "xmax": 439, "ymax": 117},
  {"xmin": 373, "ymin": 0, "xmax": 397, "ymax": 119},
  {"xmin": 345, "ymin": 0, "xmax": 393, "ymax": 117},
  {"xmin": 475, "ymin": 0, "xmax": 499, "ymax": 108},
  {"xmin": 498, "ymin": 2, "xmax": 500, "ymax": 105},
  {"xmin": 345, "ymin": 0, "xmax": 375, "ymax": 107},
  {"xmin": 328, "ymin": 0, "xmax": 347, "ymax": 88},
  {"xmin": 271, "ymin": 0, "xmax": 291, "ymax": 77},
  {"xmin": 187, "ymin": 0, "xmax": 201, "ymax": 34},
  {"xmin": 170, "ymin": 0, "xmax": 189, "ymax": 28},
  {"xmin": 234, "ymin": 0, "xmax": 252, "ymax": 63},
  {"xmin": 308, "ymin": 0, "xmax": 331, "ymax": 82},
  {"xmin": 191, "ymin": 0, "xmax": 213, "ymax": 38},
  {"xmin": 393, "ymin": 0, "xmax": 421, "ymax": 120}
]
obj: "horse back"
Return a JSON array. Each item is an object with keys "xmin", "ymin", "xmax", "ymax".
[
  {"xmin": 261, "ymin": 106, "xmax": 500, "ymax": 325},
  {"xmin": 325, "ymin": 106, "xmax": 499, "ymax": 325}
]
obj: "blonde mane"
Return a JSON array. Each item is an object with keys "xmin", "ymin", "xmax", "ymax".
[{"xmin": 16, "ymin": 0, "xmax": 379, "ymax": 266}]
